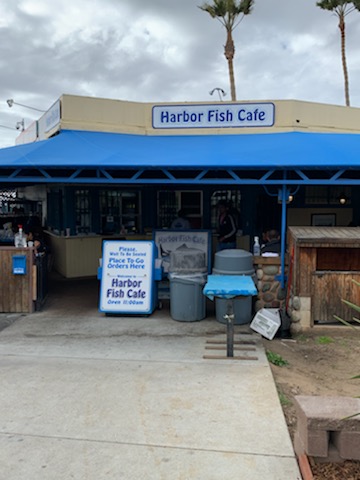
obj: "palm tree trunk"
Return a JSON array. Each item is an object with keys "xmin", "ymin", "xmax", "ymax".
[
  {"xmin": 339, "ymin": 14, "xmax": 350, "ymax": 107},
  {"xmin": 224, "ymin": 30, "xmax": 237, "ymax": 102}
]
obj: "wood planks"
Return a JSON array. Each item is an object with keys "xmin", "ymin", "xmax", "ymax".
[{"xmin": 0, "ymin": 247, "xmax": 35, "ymax": 313}]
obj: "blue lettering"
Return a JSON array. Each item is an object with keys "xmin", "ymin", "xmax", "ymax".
[
  {"xmin": 238, "ymin": 108, "xmax": 266, "ymax": 122},
  {"xmin": 160, "ymin": 110, "xmax": 204, "ymax": 124}
]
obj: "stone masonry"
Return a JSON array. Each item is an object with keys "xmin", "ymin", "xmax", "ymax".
[{"xmin": 254, "ymin": 261, "xmax": 287, "ymax": 312}]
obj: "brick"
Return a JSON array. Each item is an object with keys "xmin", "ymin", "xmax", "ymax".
[{"xmin": 332, "ymin": 430, "xmax": 360, "ymax": 460}]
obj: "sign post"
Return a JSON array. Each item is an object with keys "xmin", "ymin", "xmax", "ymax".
[{"xmin": 99, "ymin": 240, "xmax": 156, "ymax": 315}]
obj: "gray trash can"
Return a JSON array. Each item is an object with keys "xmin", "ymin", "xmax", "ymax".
[
  {"xmin": 169, "ymin": 272, "xmax": 207, "ymax": 321},
  {"xmin": 212, "ymin": 249, "xmax": 255, "ymax": 325},
  {"xmin": 169, "ymin": 244, "xmax": 207, "ymax": 322}
]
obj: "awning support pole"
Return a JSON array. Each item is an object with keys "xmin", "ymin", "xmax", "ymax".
[{"xmin": 280, "ymin": 184, "xmax": 288, "ymax": 289}]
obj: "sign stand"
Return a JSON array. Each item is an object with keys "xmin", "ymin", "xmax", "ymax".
[{"xmin": 99, "ymin": 240, "xmax": 156, "ymax": 315}]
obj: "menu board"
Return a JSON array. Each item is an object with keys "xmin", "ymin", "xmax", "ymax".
[{"xmin": 99, "ymin": 240, "xmax": 155, "ymax": 314}]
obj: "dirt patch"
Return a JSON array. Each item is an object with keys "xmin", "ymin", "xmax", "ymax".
[{"xmin": 263, "ymin": 327, "xmax": 360, "ymax": 479}]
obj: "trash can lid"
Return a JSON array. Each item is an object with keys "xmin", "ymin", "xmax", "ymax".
[{"xmin": 213, "ymin": 249, "xmax": 254, "ymax": 274}]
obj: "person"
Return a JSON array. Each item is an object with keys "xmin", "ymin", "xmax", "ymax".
[
  {"xmin": 261, "ymin": 229, "xmax": 281, "ymax": 255},
  {"xmin": 27, "ymin": 231, "xmax": 47, "ymax": 256},
  {"xmin": 171, "ymin": 209, "xmax": 191, "ymax": 230},
  {"xmin": 217, "ymin": 201, "xmax": 237, "ymax": 251}
]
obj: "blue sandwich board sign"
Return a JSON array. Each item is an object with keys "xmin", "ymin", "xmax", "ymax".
[{"xmin": 99, "ymin": 240, "xmax": 156, "ymax": 315}]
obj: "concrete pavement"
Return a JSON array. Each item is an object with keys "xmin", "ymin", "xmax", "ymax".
[{"xmin": 0, "ymin": 284, "xmax": 301, "ymax": 479}]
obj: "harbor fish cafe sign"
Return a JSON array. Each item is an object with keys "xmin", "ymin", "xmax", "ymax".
[
  {"xmin": 99, "ymin": 240, "xmax": 156, "ymax": 315},
  {"xmin": 152, "ymin": 102, "xmax": 275, "ymax": 129}
]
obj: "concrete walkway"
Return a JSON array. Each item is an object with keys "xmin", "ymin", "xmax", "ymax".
[{"xmin": 0, "ymin": 282, "xmax": 301, "ymax": 479}]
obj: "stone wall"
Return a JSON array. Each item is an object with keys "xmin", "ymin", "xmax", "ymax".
[{"xmin": 253, "ymin": 257, "xmax": 287, "ymax": 313}]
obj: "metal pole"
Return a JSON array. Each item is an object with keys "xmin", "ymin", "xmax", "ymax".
[
  {"xmin": 224, "ymin": 299, "xmax": 234, "ymax": 357},
  {"xmin": 280, "ymin": 184, "xmax": 288, "ymax": 289}
]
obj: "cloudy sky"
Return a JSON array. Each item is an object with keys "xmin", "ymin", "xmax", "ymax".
[{"xmin": 1, "ymin": 0, "xmax": 360, "ymax": 148}]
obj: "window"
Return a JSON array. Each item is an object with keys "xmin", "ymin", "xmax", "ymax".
[
  {"xmin": 75, "ymin": 189, "xmax": 91, "ymax": 234},
  {"xmin": 99, "ymin": 190, "xmax": 140, "ymax": 234},
  {"xmin": 157, "ymin": 190, "xmax": 203, "ymax": 228}
]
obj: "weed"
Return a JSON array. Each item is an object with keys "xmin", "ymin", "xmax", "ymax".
[
  {"xmin": 277, "ymin": 388, "xmax": 292, "ymax": 407},
  {"xmin": 316, "ymin": 336, "xmax": 334, "ymax": 345},
  {"xmin": 294, "ymin": 334, "xmax": 308, "ymax": 343},
  {"xmin": 266, "ymin": 350, "xmax": 289, "ymax": 367}
]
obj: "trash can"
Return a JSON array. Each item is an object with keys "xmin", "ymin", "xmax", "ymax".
[
  {"xmin": 169, "ymin": 272, "xmax": 207, "ymax": 321},
  {"xmin": 212, "ymin": 249, "xmax": 255, "ymax": 325},
  {"xmin": 169, "ymin": 244, "xmax": 207, "ymax": 322}
]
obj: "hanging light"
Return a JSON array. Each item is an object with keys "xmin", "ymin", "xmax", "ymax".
[
  {"xmin": 277, "ymin": 189, "xmax": 294, "ymax": 204},
  {"xmin": 338, "ymin": 193, "xmax": 347, "ymax": 205}
]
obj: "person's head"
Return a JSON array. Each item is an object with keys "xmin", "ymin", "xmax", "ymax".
[
  {"xmin": 217, "ymin": 200, "xmax": 228, "ymax": 214},
  {"xmin": 267, "ymin": 229, "xmax": 280, "ymax": 241}
]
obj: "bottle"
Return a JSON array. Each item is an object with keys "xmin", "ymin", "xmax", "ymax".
[
  {"xmin": 253, "ymin": 236, "xmax": 260, "ymax": 256},
  {"xmin": 14, "ymin": 225, "xmax": 27, "ymax": 248}
]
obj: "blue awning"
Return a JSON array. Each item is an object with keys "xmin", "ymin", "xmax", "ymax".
[{"xmin": 1, "ymin": 129, "xmax": 360, "ymax": 169}]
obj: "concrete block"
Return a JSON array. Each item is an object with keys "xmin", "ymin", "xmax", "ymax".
[
  {"xmin": 306, "ymin": 429, "xmax": 329, "ymax": 457},
  {"xmin": 294, "ymin": 396, "xmax": 360, "ymax": 458},
  {"xmin": 299, "ymin": 310, "xmax": 311, "ymax": 329},
  {"xmin": 300, "ymin": 296, "xmax": 311, "ymax": 311},
  {"xmin": 296, "ymin": 414, "xmax": 329, "ymax": 457},
  {"xmin": 293, "ymin": 430, "xmax": 305, "ymax": 457},
  {"xmin": 294, "ymin": 395, "xmax": 360, "ymax": 432},
  {"xmin": 332, "ymin": 430, "xmax": 360, "ymax": 460},
  {"xmin": 312, "ymin": 442, "xmax": 344, "ymax": 464}
]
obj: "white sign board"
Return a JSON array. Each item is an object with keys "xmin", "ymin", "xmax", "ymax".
[
  {"xmin": 38, "ymin": 99, "xmax": 61, "ymax": 139},
  {"xmin": 15, "ymin": 120, "xmax": 38, "ymax": 145},
  {"xmin": 152, "ymin": 103, "xmax": 275, "ymax": 129},
  {"xmin": 153, "ymin": 230, "xmax": 212, "ymax": 273},
  {"xmin": 99, "ymin": 240, "xmax": 155, "ymax": 314}
]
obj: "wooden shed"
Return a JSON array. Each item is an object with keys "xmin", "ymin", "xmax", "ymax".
[{"xmin": 287, "ymin": 227, "xmax": 360, "ymax": 326}]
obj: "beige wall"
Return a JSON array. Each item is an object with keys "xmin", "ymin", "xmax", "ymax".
[
  {"xmin": 287, "ymin": 208, "xmax": 353, "ymax": 227},
  {"xmin": 46, "ymin": 232, "xmax": 149, "ymax": 278},
  {"xmin": 56, "ymin": 95, "xmax": 360, "ymax": 138}
]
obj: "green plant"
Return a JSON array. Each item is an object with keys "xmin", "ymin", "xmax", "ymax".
[
  {"xmin": 277, "ymin": 387, "xmax": 292, "ymax": 407},
  {"xmin": 316, "ymin": 336, "xmax": 334, "ymax": 345},
  {"xmin": 334, "ymin": 278, "xmax": 360, "ymax": 417},
  {"xmin": 333, "ymin": 279, "xmax": 360, "ymax": 328},
  {"xmin": 266, "ymin": 350, "xmax": 289, "ymax": 367}
]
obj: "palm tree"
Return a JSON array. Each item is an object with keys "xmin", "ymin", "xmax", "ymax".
[
  {"xmin": 199, "ymin": 0, "xmax": 254, "ymax": 102},
  {"xmin": 317, "ymin": 0, "xmax": 360, "ymax": 107}
]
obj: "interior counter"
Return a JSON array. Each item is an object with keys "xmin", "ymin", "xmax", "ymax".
[{"xmin": 44, "ymin": 232, "xmax": 148, "ymax": 278}]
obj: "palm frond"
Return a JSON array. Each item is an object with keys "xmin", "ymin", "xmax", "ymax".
[{"xmin": 341, "ymin": 299, "xmax": 360, "ymax": 313}]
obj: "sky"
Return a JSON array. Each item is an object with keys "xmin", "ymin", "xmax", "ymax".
[{"xmin": 1, "ymin": 0, "xmax": 360, "ymax": 148}]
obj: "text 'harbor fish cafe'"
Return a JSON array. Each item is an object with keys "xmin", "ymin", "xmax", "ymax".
[{"xmin": 152, "ymin": 102, "xmax": 275, "ymax": 128}]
